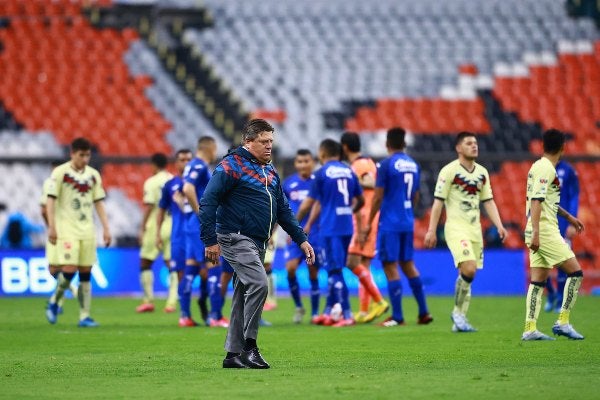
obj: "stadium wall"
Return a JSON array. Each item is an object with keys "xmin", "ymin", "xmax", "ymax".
[{"xmin": 0, "ymin": 248, "xmax": 526, "ymax": 297}]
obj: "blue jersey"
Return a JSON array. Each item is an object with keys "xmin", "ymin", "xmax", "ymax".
[
  {"xmin": 376, "ymin": 152, "xmax": 420, "ymax": 233},
  {"xmin": 183, "ymin": 157, "xmax": 211, "ymax": 233},
  {"xmin": 556, "ymin": 160, "xmax": 579, "ymax": 237},
  {"xmin": 158, "ymin": 176, "xmax": 186, "ymax": 245},
  {"xmin": 309, "ymin": 160, "xmax": 362, "ymax": 238},
  {"xmin": 283, "ymin": 172, "xmax": 320, "ymax": 239}
]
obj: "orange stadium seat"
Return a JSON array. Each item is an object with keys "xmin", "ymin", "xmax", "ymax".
[{"xmin": 0, "ymin": 6, "xmax": 170, "ymax": 157}]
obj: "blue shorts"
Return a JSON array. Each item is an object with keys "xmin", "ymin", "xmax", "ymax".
[
  {"xmin": 321, "ymin": 235, "xmax": 351, "ymax": 273},
  {"xmin": 285, "ymin": 241, "xmax": 323, "ymax": 269},
  {"xmin": 220, "ymin": 256, "xmax": 234, "ymax": 274},
  {"xmin": 378, "ymin": 231, "xmax": 414, "ymax": 263},
  {"xmin": 185, "ymin": 230, "xmax": 205, "ymax": 263},
  {"xmin": 169, "ymin": 241, "xmax": 186, "ymax": 272}
]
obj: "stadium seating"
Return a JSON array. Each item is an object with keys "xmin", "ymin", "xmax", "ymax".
[{"xmin": 191, "ymin": 0, "xmax": 599, "ymax": 157}]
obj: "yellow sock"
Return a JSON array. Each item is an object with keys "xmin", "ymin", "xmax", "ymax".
[
  {"xmin": 453, "ymin": 275, "xmax": 471, "ymax": 315},
  {"xmin": 524, "ymin": 283, "xmax": 543, "ymax": 332},
  {"xmin": 557, "ymin": 275, "xmax": 583, "ymax": 325},
  {"xmin": 141, "ymin": 270, "xmax": 154, "ymax": 304},
  {"xmin": 558, "ymin": 310, "xmax": 570, "ymax": 325}
]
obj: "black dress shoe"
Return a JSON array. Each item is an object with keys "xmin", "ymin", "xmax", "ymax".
[
  {"xmin": 240, "ymin": 347, "xmax": 270, "ymax": 369},
  {"xmin": 222, "ymin": 355, "xmax": 248, "ymax": 369}
]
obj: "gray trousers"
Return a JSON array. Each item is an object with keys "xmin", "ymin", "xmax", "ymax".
[{"xmin": 217, "ymin": 233, "xmax": 268, "ymax": 353}]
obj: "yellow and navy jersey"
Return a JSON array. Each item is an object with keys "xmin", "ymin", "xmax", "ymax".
[
  {"xmin": 525, "ymin": 157, "xmax": 560, "ymax": 240},
  {"xmin": 47, "ymin": 161, "xmax": 106, "ymax": 239},
  {"xmin": 434, "ymin": 159, "xmax": 493, "ymax": 241},
  {"xmin": 142, "ymin": 170, "xmax": 173, "ymax": 230}
]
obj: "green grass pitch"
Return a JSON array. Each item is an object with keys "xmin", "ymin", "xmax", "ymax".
[{"xmin": 1, "ymin": 295, "xmax": 599, "ymax": 400}]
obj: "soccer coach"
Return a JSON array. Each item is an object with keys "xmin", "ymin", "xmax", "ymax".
[{"xmin": 199, "ymin": 119, "xmax": 316, "ymax": 369}]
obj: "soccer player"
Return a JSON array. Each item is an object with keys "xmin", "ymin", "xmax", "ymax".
[
  {"xmin": 544, "ymin": 159, "xmax": 579, "ymax": 313},
  {"xmin": 297, "ymin": 139, "xmax": 365, "ymax": 327},
  {"xmin": 340, "ymin": 132, "xmax": 390, "ymax": 324},
  {"xmin": 282, "ymin": 149, "xmax": 321, "ymax": 323},
  {"xmin": 362, "ymin": 128, "xmax": 433, "ymax": 327},
  {"xmin": 136, "ymin": 153, "xmax": 173, "ymax": 313},
  {"xmin": 45, "ymin": 137, "xmax": 111, "ymax": 327},
  {"xmin": 521, "ymin": 129, "xmax": 585, "ymax": 341},
  {"xmin": 157, "ymin": 149, "xmax": 193, "ymax": 313},
  {"xmin": 42, "ymin": 160, "xmax": 76, "ymax": 314},
  {"xmin": 424, "ymin": 131, "xmax": 506, "ymax": 332},
  {"xmin": 181, "ymin": 136, "xmax": 222, "ymax": 327}
]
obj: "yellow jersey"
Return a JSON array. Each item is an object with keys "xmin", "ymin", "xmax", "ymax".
[
  {"xmin": 47, "ymin": 162, "xmax": 106, "ymax": 239},
  {"xmin": 434, "ymin": 159, "xmax": 493, "ymax": 241}
]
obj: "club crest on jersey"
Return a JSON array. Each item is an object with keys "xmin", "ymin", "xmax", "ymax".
[
  {"xmin": 452, "ymin": 174, "xmax": 485, "ymax": 195},
  {"xmin": 63, "ymin": 174, "xmax": 95, "ymax": 194}
]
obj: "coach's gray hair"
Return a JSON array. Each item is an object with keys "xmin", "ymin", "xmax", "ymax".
[{"xmin": 242, "ymin": 119, "xmax": 274, "ymax": 142}]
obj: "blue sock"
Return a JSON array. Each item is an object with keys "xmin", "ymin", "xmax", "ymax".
[
  {"xmin": 179, "ymin": 266, "xmax": 198, "ymax": 318},
  {"xmin": 331, "ymin": 271, "xmax": 344, "ymax": 305},
  {"xmin": 324, "ymin": 274, "xmax": 337, "ymax": 315},
  {"xmin": 556, "ymin": 270, "xmax": 567, "ymax": 307},
  {"xmin": 288, "ymin": 275, "xmax": 303, "ymax": 308},
  {"xmin": 340, "ymin": 275, "xmax": 352, "ymax": 320},
  {"xmin": 208, "ymin": 266, "xmax": 223, "ymax": 320},
  {"xmin": 310, "ymin": 278, "xmax": 320, "ymax": 317},
  {"xmin": 408, "ymin": 276, "xmax": 429, "ymax": 316},
  {"xmin": 388, "ymin": 279, "xmax": 404, "ymax": 322}
]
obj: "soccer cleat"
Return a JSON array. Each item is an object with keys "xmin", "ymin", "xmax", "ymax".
[
  {"xmin": 164, "ymin": 306, "xmax": 177, "ymax": 313},
  {"xmin": 45, "ymin": 302, "xmax": 59, "ymax": 324},
  {"xmin": 332, "ymin": 318, "xmax": 356, "ymax": 327},
  {"xmin": 178, "ymin": 317, "xmax": 199, "ymax": 327},
  {"xmin": 311, "ymin": 314, "xmax": 326, "ymax": 325},
  {"xmin": 417, "ymin": 313, "xmax": 434, "ymax": 325},
  {"xmin": 354, "ymin": 311, "xmax": 369, "ymax": 323},
  {"xmin": 293, "ymin": 307, "xmax": 306, "ymax": 324},
  {"xmin": 259, "ymin": 318, "xmax": 272, "ymax": 327},
  {"xmin": 135, "ymin": 303, "xmax": 155, "ymax": 313},
  {"xmin": 362, "ymin": 300, "xmax": 389, "ymax": 323},
  {"xmin": 77, "ymin": 317, "xmax": 99, "ymax": 328},
  {"xmin": 209, "ymin": 317, "xmax": 230, "ymax": 328},
  {"xmin": 450, "ymin": 312, "xmax": 477, "ymax": 332},
  {"xmin": 263, "ymin": 301, "xmax": 277, "ymax": 311},
  {"xmin": 552, "ymin": 323, "xmax": 584, "ymax": 340},
  {"xmin": 380, "ymin": 317, "xmax": 406, "ymax": 327},
  {"xmin": 522, "ymin": 330, "xmax": 555, "ymax": 341}
]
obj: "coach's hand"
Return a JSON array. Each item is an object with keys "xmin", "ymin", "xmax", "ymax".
[
  {"xmin": 205, "ymin": 244, "xmax": 221, "ymax": 263},
  {"xmin": 424, "ymin": 230, "xmax": 437, "ymax": 249},
  {"xmin": 300, "ymin": 241, "xmax": 316, "ymax": 266}
]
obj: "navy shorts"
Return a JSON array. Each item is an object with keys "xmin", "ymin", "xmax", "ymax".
[
  {"xmin": 185, "ymin": 230, "xmax": 205, "ymax": 263},
  {"xmin": 321, "ymin": 235, "xmax": 351, "ymax": 273},
  {"xmin": 377, "ymin": 231, "xmax": 414, "ymax": 263},
  {"xmin": 169, "ymin": 241, "xmax": 186, "ymax": 272}
]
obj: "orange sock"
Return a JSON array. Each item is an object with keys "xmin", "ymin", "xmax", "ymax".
[
  {"xmin": 352, "ymin": 265, "xmax": 383, "ymax": 303},
  {"xmin": 358, "ymin": 284, "xmax": 371, "ymax": 313}
]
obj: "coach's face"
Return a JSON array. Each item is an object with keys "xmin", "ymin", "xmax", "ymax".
[{"xmin": 246, "ymin": 131, "xmax": 274, "ymax": 164}]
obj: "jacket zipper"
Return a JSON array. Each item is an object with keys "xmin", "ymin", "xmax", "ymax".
[{"xmin": 262, "ymin": 166, "xmax": 273, "ymax": 250}]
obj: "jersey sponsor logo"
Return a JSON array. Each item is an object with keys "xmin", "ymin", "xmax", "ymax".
[
  {"xmin": 63, "ymin": 174, "xmax": 95, "ymax": 194},
  {"xmin": 452, "ymin": 174, "xmax": 485, "ymax": 196},
  {"xmin": 335, "ymin": 206, "xmax": 353, "ymax": 215},
  {"xmin": 393, "ymin": 159, "xmax": 418, "ymax": 173},
  {"xmin": 325, "ymin": 166, "xmax": 353, "ymax": 179},
  {"xmin": 289, "ymin": 189, "xmax": 309, "ymax": 201}
]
